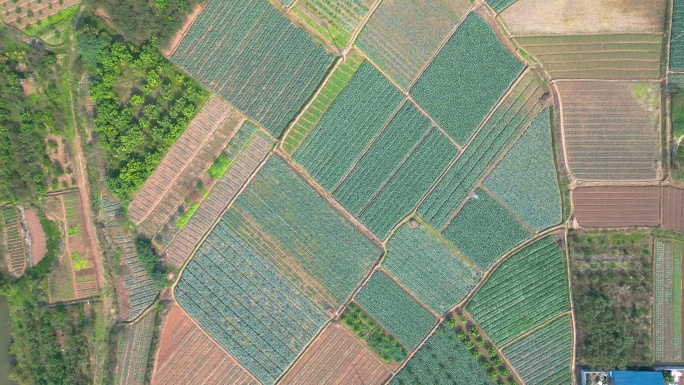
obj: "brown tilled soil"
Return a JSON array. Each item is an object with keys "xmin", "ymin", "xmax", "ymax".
[
  {"xmin": 573, "ymin": 186, "xmax": 661, "ymax": 228},
  {"xmin": 500, "ymin": 0, "xmax": 666, "ymax": 35},
  {"xmin": 152, "ymin": 306, "xmax": 258, "ymax": 385},
  {"xmin": 280, "ymin": 322, "xmax": 392, "ymax": 385},
  {"xmin": 162, "ymin": 4, "xmax": 205, "ymax": 57},
  {"xmin": 24, "ymin": 209, "xmax": 46, "ymax": 266},
  {"xmin": 662, "ymin": 186, "xmax": 684, "ymax": 233}
]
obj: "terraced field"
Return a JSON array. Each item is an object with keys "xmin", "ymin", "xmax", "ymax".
[
  {"xmin": 116, "ymin": 311, "xmax": 157, "ymax": 385},
  {"xmin": 0, "ymin": 0, "xmax": 79, "ymax": 29},
  {"xmin": 0, "ymin": 207, "xmax": 27, "ymax": 278}
]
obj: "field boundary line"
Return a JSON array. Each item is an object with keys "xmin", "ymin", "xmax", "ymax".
[
  {"xmin": 406, "ymin": 96, "xmax": 463, "ymax": 150},
  {"xmin": 509, "ymin": 32, "xmax": 665, "ymax": 39},
  {"xmin": 479, "ymin": 185, "xmax": 535, "ymax": 235},
  {"xmin": 377, "ymin": 266, "xmax": 441, "ymax": 319},
  {"xmin": 412, "ymin": 215, "xmax": 483, "ymax": 274},
  {"xmin": 345, "ymin": 0, "xmax": 384, "ymax": 53},
  {"xmin": 565, "ymin": 225, "xmax": 579, "ymax": 385},
  {"xmin": 552, "ymin": 78, "xmax": 662, "ymax": 84},
  {"xmin": 552, "ymin": 81, "xmax": 577, "ymax": 184},
  {"xmin": 352, "ymin": 299, "xmax": 412, "ymax": 353},
  {"xmin": 330, "ymin": 99, "xmax": 410, "ymax": 194},
  {"xmin": 385, "ymin": 312, "xmax": 445, "ymax": 383},
  {"xmin": 498, "ymin": 310, "xmax": 573, "ymax": 350}
]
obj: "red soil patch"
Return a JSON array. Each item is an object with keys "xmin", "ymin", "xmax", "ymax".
[
  {"xmin": 662, "ymin": 186, "xmax": 684, "ymax": 233},
  {"xmin": 152, "ymin": 306, "xmax": 258, "ymax": 385},
  {"xmin": 280, "ymin": 322, "xmax": 392, "ymax": 385},
  {"xmin": 573, "ymin": 186, "xmax": 661, "ymax": 228},
  {"xmin": 24, "ymin": 208, "xmax": 46, "ymax": 266},
  {"xmin": 162, "ymin": 4, "xmax": 205, "ymax": 57}
]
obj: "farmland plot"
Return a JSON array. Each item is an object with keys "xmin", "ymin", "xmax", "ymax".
[
  {"xmin": 418, "ymin": 72, "xmax": 546, "ymax": 229},
  {"xmin": 488, "ymin": 0, "xmax": 516, "ymax": 13},
  {"xmin": 354, "ymin": 271, "xmax": 437, "ymax": 350},
  {"xmin": 283, "ymin": 50, "xmax": 364, "ymax": 155},
  {"xmin": 383, "ymin": 222, "xmax": 480, "ymax": 314},
  {"xmin": 391, "ymin": 324, "xmax": 495, "ymax": 385},
  {"xmin": 662, "ymin": 186, "xmax": 684, "ymax": 233},
  {"xmin": 556, "ymin": 81, "xmax": 661, "ymax": 180},
  {"xmin": 573, "ymin": 186, "xmax": 662, "ymax": 228},
  {"xmin": 654, "ymin": 238, "xmax": 684, "ymax": 363},
  {"xmin": 164, "ymin": 131, "xmax": 272, "ymax": 268},
  {"xmin": 170, "ymin": 0, "xmax": 334, "ymax": 136},
  {"xmin": 224, "ymin": 157, "xmax": 381, "ymax": 309},
  {"xmin": 128, "ymin": 97, "xmax": 243, "ymax": 235},
  {"xmin": 0, "ymin": 0, "xmax": 79, "ymax": 29},
  {"xmin": 411, "ymin": 13, "xmax": 525, "ymax": 144},
  {"xmin": 483, "ymin": 108, "xmax": 562, "ymax": 232},
  {"xmin": 280, "ymin": 323, "xmax": 392, "ymax": 385},
  {"xmin": 152, "ymin": 306, "xmax": 258, "ymax": 385},
  {"xmin": 292, "ymin": 0, "xmax": 375, "ymax": 48},
  {"xmin": 673, "ymin": 0, "xmax": 684, "ymax": 71},
  {"xmin": 466, "ymin": 236, "xmax": 570, "ymax": 346},
  {"xmin": 442, "ymin": 189, "xmax": 532, "ymax": 271},
  {"xmin": 503, "ymin": 315, "xmax": 573, "ymax": 385},
  {"xmin": 356, "ymin": 0, "xmax": 471, "ymax": 90},
  {"xmin": 116, "ymin": 311, "xmax": 157, "ymax": 385},
  {"xmin": 293, "ymin": 62, "xmax": 405, "ymax": 191},
  {"xmin": 515, "ymin": 34, "xmax": 662, "ymax": 79},
  {"xmin": 0, "ymin": 207, "xmax": 27, "ymax": 277},
  {"xmin": 175, "ymin": 220, "xmax": 328, "ymax": 385}
]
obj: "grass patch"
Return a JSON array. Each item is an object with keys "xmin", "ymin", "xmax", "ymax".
[
  {"xmin": 341, "ymin": 303, "xmax": 407, "ymax": 364},
  {"xmin": 72, "ymin": 251, "xmax": 88, "ymax": 271},
  {"xmin": 207, "ymin": 154, "xmax": 232, "ymax": 179},
  {"xmin": 176, "ymin": 202, "xmax": 199, "ymax": 229},
  {"xmin": 68, "ymin": 225, "xmax": 79, "ymax": 237}
]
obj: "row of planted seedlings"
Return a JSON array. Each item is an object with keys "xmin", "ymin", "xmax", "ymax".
[{"xmin": 447, "ymin": 310, "xmax": 520, "ymax": 385}]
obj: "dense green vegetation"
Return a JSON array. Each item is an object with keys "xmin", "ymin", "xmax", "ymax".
[
  {"xmin": 671, "ymin": 85, "xmax": 684, "ymax": 180},
  {"xmin": 86, "ymin": 0, "xmax": 205, "ymax": 46},
  {"xmin": 341, "ymin": 303, "xmax": 407, "ymax": 364},
  {"xmin": 135, "ymin": 237, "xmax": 168, "ymax": 289},
  {"xmin": 0, "ymin": 27, "xmax": 70, "ymax": 203},
  {"xmin": 569, "ymin": 230, "xmax": 653, "ymax": 369},
  {"xmin": 76, "ymin": 20, "xmax": 208, "ymax": 200}
]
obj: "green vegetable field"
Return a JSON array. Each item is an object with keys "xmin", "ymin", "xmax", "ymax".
[
  {"xmin": 673, "ymin": 1, "xmax": 684, "ymax": 71},
  {"xmin": 483, "ymin": 108, "xmax": 562, "ymax": 232},
  {"xmin": 383, "ymin": 223, "xmax": 480, "ymax": 313},
  {"xmin": 355, "ymin": 271, "xmax": 437, "ymax": 350},
  {"xmin": 411, "ymin": 13, "xmax": 525, "ymax": 144},
  {"xmin": 467, "ymin": 236, "xmax": 570, "ymax": 346},
  {"xmin": 503, "ymin": 314, "xmax": 573, "ymax": 385}
]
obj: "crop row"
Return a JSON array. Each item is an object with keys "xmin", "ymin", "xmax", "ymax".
[
  {"xmin": 359, "ymin": 129, "xmax": 459, "ymax": 240},
  {"xmin": 164, "ymin": 132, "xmax": 272, "ymax": 268},
  {"xmin": 483, "ymin": 108, "xmax": 562, "ymax": 232},
  {"xmin": 356, "ymin": 0, "xmax": 471, "ymax": 89},
  {"xmin": 487, "ymin": 0, "xmax": 517, "ymax": 12},
  {"xmin": 503, "ymin": 314, "xmax": 573, "ymax": 385},
  {"xmin": 442, "ymin": 188, "xmax": 531, "ymax": 271},
  {"xmin": 467, "ymin": 236, "xmax": 570, "ymax": 346},
  {"xmin": 62, "ymin": 192, "xmax": 99, "ymax": 298},
  {"xmin": 673, "ymin": 1, "xmax": 684, "ymax": 71},
  {"xmin": 418, "ymin": 72, "xmax": 545, "ymax": 229},
  {"xmin": 171, "ymin": 0, "xmax": 333, "ymax": 137},
  {"xmin": 294, "ymin": 61, "xmax": 405, "ymax": 191},
  {"xmin": 283, "ymin": 50, "xmax": 364, "ymax": 155},
  {"xmin": 175, "ymin": 220, "xmax": 328, "ymax": 384},
  {"xmin": 355, "ymin": 271, "xmax": 437, "ymax": 350},
  {"xmin": 411, "ymin": 13, "xmax": 525, "ymax": 144},
  {"xmin": 293, "ymin": 0, "xmax": 372, "ymax": 48},
  {"xmin": 391, "ymin": 324, "xmax": 495, "ymax": 385},
  {"xmin": 223, "ymin": 157, "xmax": 380, "ymax": 308},
  {"xmin": 654, "ymin": 238, "xmax": 684, "ymax": 362},
  {"xmin": 383, "ymin": 222, "xmax": 480, "ymax": 314},
  {"xmin": 1, "ymin": 206, "xmax": 27, "ymax": 277},
  {"xmin": 116, "ymin": 311, "xmax": 157, "ymax": 385}
]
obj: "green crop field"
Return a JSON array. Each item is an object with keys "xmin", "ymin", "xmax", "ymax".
[
  {"xmin": 391, "ymin": 324, "xmax": 495, "ymax": 385},
  {"xmin": 488, "ymin": 0, "xmax": 517, "ymax": 12},
  {"xmin": 116, "ymin": 311, "xmax": 157, "ymax": 385},
  {"xmin": 223, "ymin": 157, "xmax": 380, "ymax": 310},
  {"xmin": 294, "ymin": 61, "xmax": 405, "ymax": 190},
  {"xmin": 383, "ymin": 223, "xmax": 480, "ymax": 314},
  {"xmin": 442, "ymin": 188, "xmax": 532, "ymax": 271},
  {"xmin": 418, "ymin": 73, "xmax": 545, "ymax": 229},
  {"xmin": 355, "ymin": 271, "xmax": 437, "ymax": 350},
  {"xmin": 654, "ymin": 238, "xmax": 684, "ymax": 363},
  {"xmin": 467, "ymin": 236, "xmax": 570, "ymax": 346},
  {"xmin": 411, "ymin": 13, "xmax": 525, "ymax": 144},
  {"xmin": 283, "ymin": 51, "xmax": 364, "ymax": 155},
  {"xmin": 170, "ymin": 0, "xmax": 333, "ymax": 136},
  {"xmin": 503, "ymin": 315, "xmax": 573, "ymax": 385},
  {"xmin": 292, "ymin": 0, "xmax": 374, "ymax": 48},
  {"xmin": 332, "ymin": 101, "xmax": 433, "ymax": 215},
  {"xmin": 673, "ymin": 1, "xmax": 684, "ymax": 71},
  {"xmin": 483, "ymin": 108, "xmax": 562, "ymax": 232},
  {"xmin": 358, "ymin": 129, "xmax": 459, "ymax": 240}
]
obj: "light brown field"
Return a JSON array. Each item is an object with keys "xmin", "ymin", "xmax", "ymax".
[
  {"xmin": 24, "ymin": 208, "xmax": 46, "ymax": 266},
  {"xmin": 573, "ymin": 186, "xmax": 661, "ymax": 228},
  {"xmin": 501, "ymin": 0, "xmax": 666, "ymax": 35},
  {"xmin": 152, "ymin": 306, "xmax": 258, "ymax": 385},
  {"xmin": 662, "ymin": 186, "xmax": 684, "ymax": 233},
  {"xmin": 280, "ymin": 322, "xmax": 392, "ymax": 385}
]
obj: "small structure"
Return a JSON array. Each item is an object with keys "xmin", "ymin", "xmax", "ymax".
[{"xmin": 611, "ymin": 371, "xmax": 665, "ymax": 385}]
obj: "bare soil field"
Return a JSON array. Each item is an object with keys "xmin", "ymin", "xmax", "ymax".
[
  {"xmin": 557, "ymin": 81, "xmax": 661, "ymax": 181},
  {"xmin": 152, "ymin": 306, "xmax": 258, "ymax": 385},
  {"xmin": 280, "ymin": 322, "xmax": 392, "ymax": 385},
  {"xmin": 501, "ymin": 0, "xmax": 666, "ymax": 35},
  {"xmin": 24, "ymin": 208, "xmax": 46, "ymax": 266},
  {"xmin": 662, "ymin": 186, "xmax": 684, "ymax": 233},
  {"xmin": 0, "ymin": 0, "xmax": 79, "ymax": 29},
  {"xmin": 573, "ymin": 186, "xmax": 661, "ymax": 228},
  {"xmin": 46, "ymin": 135, "xmax": 76, "ymax": 191}
]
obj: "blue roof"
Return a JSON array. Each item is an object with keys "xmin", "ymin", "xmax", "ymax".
[{"xmin": 611, "ymin": 371, "xmax": 665, "ymax": 385}]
